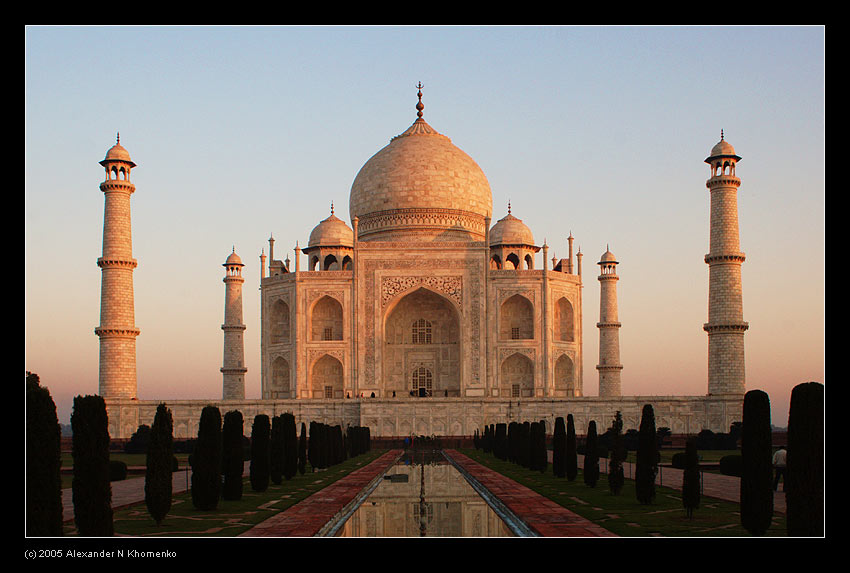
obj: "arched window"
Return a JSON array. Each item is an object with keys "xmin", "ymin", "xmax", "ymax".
[
  {"xmin": 490, "ymin": 255, "xmax": 502, "ymax": 269},
  {"xmin": 311, "ymin": 296, "xmax": 343, "ymax": 341},
  {"xmin": 506, "ymin": 252, "xmax": 520, "ymax": 270},
  {"xmin": 554, "ymin": 297, "xmax": 574, "ymax": 342},
  {"xmin": 324, "ymin": 254, "xmax": 338, "ymax": 270},
  {"xmin": 500, "ymin": 294, "xmax": 534, "ymax": 340},
  {"xmin": 411, "ymin": 318, "xmax": 432, "ymax": 344},
  {"xmin": 411, "ymin": 367, "xmax": 433, "ymax": 396},
  {"xmin": 271, "ymin": 299, "xmax": 290, "ymax": 344}
]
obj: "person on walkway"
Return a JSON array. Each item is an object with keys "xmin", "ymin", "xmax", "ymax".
[{"xmin": 772, "ymin": 447, "xmax": 787, "ymax": 491}]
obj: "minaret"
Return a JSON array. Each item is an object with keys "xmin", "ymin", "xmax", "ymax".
[
  {"xmin": 703, "ymin": 131, "xmax": 747, "ymax": 395},
  {"xmin": 221, "ymin": 247, "xmax": 247, "ymax": 400},
  {"xmin": 95, "ymin": 134, "xmax": 140, "ymax": 398},
  {"xmin": 596, "ymin": 246, "xmax": 622, "ymax": 397}
]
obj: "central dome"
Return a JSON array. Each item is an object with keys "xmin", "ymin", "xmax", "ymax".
[{"xmin": 349, "ymin": 113, "xmax": 493, "ymax": 242}]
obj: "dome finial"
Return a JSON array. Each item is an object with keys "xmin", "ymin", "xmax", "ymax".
[
  {"xmin": 721, "ymin": 129, "xmax": 724, "ymax": 141},
  {"xmin": 416, "ymin": 81, "xmax": 424, "ymax": 119},
  {"xmin": 507, "ymin": 200, "xmax": 511, "ymax": 215},
  {"xmin": 116, "ymin": 132, "xmax": 120, "ymax": 145},
  {"xmin": 331, "ymin": 201, "xmax": 334, "ymax": 215}
]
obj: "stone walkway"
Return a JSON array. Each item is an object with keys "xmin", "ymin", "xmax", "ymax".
[{"xmin": 240, "ymin": 450, "xmax": 402, "ymax": 537}]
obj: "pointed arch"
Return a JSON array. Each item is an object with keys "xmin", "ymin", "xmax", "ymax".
[
  {"xmin": 500, "ymin": 352, "xmax": 534, "ymax": 397},
  {"xmin": 311, "ymin": 295, "xmax": 343, "ymax": 341},
  {"xmin": 310, "ymin": 353, "xmax": 343, "ymax": 399},
  {"xmin": 270, "ymin": 298, "xmax": 290, "ymax": 344},
  {"xmin": 554, "ymin": 296, "xmax": 574, "ymax": 342},
  {"xmin": 500, "ymin": 293, "xmax": 534, "ymax": 340},
  {"xmin": 554, "ymin": 354, "xmax": 575, "ymax": 396}
]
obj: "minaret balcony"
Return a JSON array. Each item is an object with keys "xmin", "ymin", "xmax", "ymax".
[{"xmin": 704, "ymin": 252, "xmax": 746, "ymax": 264}]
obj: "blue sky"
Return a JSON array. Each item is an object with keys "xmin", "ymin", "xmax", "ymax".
[{"xmin": 25, "ymin": 26, "xmax": 824, "ymax": 426}]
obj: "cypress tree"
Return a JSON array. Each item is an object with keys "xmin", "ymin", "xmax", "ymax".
[
  {"xmin": 584, "ymin": 421, "xmax": 599, "ymax": 488},
  {"xmin": 298, "ymin": 422, "xmax": 307, "ymax": 475},
  {"xmin": 566, "ymin": 414, "xmax": 578, "ymax": 481},
  {"xmin": 786, "ymin": 381, "xmax": 824, "ymax": 536},
  {"xmin": 608, "ymin": 412, "xmax": 625, "ymax": 495},
  {"xmin": 553, "ymin": 417, "xmax": 566, "ymax": 478},
  {"xmin": 635, "ymin": 404, "xmax": 658, "ymax": 504},
  {"xmin": 535, "ymin": 420, "xmax": 548, "ymax": 473},
  {"xmin": 494, "ymin": 423, "xmax": 507, "ymax": 461},
  {"xmin": 308, "ymin": 421, "xmax": 318, "ymax": 469},
  {"xmin": 221, "ymin": 410, "xmax": 244, "ymax": 501},
  {"xmin": 282, "ymin": 413, "xmax": 298, "ymax": 479},
  {"xmin": 26, "ymin": 372, "xmax": 63, "ymax": 536},
  {"xmin": 145, "ymin": 403, "xmax": 173, "ymax": 526},
  {"xmin": 682, "ymin": 436, "xmax": 700, "ymax": 519},
  {"xmin": 250, "ymin": 414, "xmax": 271, "ymax": 491},
  {"xmin": 192, "ymin": 405, "xmax": 222, "ymax": 510},
  {"xmin": 520, "ymin": 421, "xmax": 531, "ymax": 469},
  {"xmin": 741, "ymin": 390, "xmax": 773, "ymax": 536},
  {"xmin": 270, "ymin": 415, "xmax": 284, "ymax": 485},
  {"xmin": 71, "ymin": 394, "xmax": 113, "ymax": 536}
]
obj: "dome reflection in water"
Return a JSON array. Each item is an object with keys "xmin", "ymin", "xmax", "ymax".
[{"xmin": 335, "ymin": 450, "xmax": 515, "ymax": 537}]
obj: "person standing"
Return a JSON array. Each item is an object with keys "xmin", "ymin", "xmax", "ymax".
[{"xmin": 773, "ymin": 447, "xmax": 787, "ymax": 491}]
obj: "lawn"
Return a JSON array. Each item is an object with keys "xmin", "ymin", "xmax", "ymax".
[
  {"xmin": 459, "ymin": 448, "xmax": 786, "ymax": 537},
  {"xmin": 62, "ymin": 449, "xmax": 385, "ymax": 537}
]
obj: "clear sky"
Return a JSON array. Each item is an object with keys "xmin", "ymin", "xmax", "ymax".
[{"xmin": 25, "ymin": 25, "xmax": 824, "ymax": 428}]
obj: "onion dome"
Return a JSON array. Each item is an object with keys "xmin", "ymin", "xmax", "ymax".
[
  {"xmin": 705, "ymin": 130, "xmax": 741, "ymax": 163},
  {"xmin": 599, "ymin": 246, "xmax": 617, "ymax": 263},
  {"xmin": 308, "ymin": 204, "xmax": 354, "ymax": 248},
  {"xmin": 100, "ymin": 133, "xmax": 136, "ymax": 167},
  {"xmin": 224, "ymin": 247, "xmax": 243, "ymax": 266},
  {"xmin": 489, "ymin": 203, "xmax": 535, "ymax": 247},
  {"xmin": 348, "ymin": 83, "xmax": 492, "ymax": 241}
]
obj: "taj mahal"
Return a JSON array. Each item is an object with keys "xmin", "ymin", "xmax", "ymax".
[{"xmin": 95, "ymin": 86, "xmax": 748, "ymax": 439}]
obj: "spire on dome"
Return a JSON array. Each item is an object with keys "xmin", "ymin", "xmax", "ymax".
[{"xmin": 416, "ymin": 81, "xmax": 424, "ymax": 119}]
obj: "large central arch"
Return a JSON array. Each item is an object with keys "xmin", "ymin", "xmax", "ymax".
[{"xmin": 382, "ymin": 287, "xmax": 461, "ymax": 397}]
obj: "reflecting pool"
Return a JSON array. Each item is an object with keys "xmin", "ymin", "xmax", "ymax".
[{"xmin": 333, "ymin": 450, "xmax": 515, "ymax": 537}]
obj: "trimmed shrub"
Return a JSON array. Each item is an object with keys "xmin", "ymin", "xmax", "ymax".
[
  {"xmin": 109, "ymin": 460, "xmax": 127, "ymax": 482},
  {"xmin": 786, "ymin": 381, "xmax": 824, "ymax": 536},
  {"xmin": 71, "ymin": 394, "xmax": 114, "ymax": 536},
  {"xmin": 145, "ymin": 403, "xmax": 173, "ymax": 526},
  {"xmin": 221, "ymin": 410, "xmax": 244, "ymax": 501},
  {"xmin": 298, "ymin": 422, "xmax": 307, "ymax": 475},
  {"xmin": 607, "ymin": 412, "xmax": 625, "ymax": 495},
  {"xmin": 584, "ymin": 421, "xmax": 600, "ymax": 488},
  {"xmin": 566, "ymin": 414, "xmax": 578, "ymax": 481},
  {"xmin": 282, "ymin": 413, "xmax": 298, "ymax": 480},
  {"xmin": 682, "ymin": 436, "xmax": 700, "ymax": 519},
  {"xmin": 250, "ymin": 414, "xmax": 271, "ymax": 491},
  {"xmin": 671, "ymin": 452, "xmax": 688, "ymax": 469},
  {"xmin": 719, "ymin": 455, "xmax": 742, "ymax": 477},
  {"xmin": 494, "ymin": 423, "xmax": 507, "ymax": 461},
  {"xmin": 26, "ymin": 372, "xmax": 63, "ymax": 537},
  {"xmin": 124, "ymin": 424, "xmax": 152, "ymax": 454},
  {"xmin": 635, "ymin": 404, "xmax": 658, "ymax": 504},
  {"xmin": 741, "ymin": 390, "xmax": 773, "ymax": 536},
  {"xmin": 552, "ymin": 417, "xmax": 566, "ymax": 478},
  {"xmin": 270, "ymin": 415, "xmax": 284, "ymax": 485},
  {"xmin": 192, "ymin": 405, "xmax": 222, "ymax": 510}
]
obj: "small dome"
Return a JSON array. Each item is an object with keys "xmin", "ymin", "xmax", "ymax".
[
  {"xmin": 101, "ymin": 134, "xmax": 136, "ymax": 167},
  {"xmin": 705, "ymin": 131, "xmax": 741, "ymax": 162},
  {"xmin": 489, "ymin": 211, "xmax": 535, "ymax": 247},
  {"xmin": 308, "ymin": 209, "xmax": 354, "ymax": 248},
  {"xmin": 599, "ymin": 248, "xmax": 617, "ymax": 263},
  {"xmin": 225, "ymin": 249, "xmax": 243, "ymax": 266}
]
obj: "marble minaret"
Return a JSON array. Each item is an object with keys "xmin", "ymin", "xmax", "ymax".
[
  {"xmin": 596, "ymin": 246, "xmax": 622, "ymax": 397},
  {"xmin": 703, "ymin": 132, "xmax": 747, "ymax": 395},
  {"xmin": 221, "ymin": 248, "xmax": 247, "ymax": 400},
  {"xmin": 95, "ymin": 134, "xmax": 140, "ymax": 398}
]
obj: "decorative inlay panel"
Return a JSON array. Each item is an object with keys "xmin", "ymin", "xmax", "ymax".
[{"xmin": 381, "ymin": 275, "xmax": 462, "ymax": 308}]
